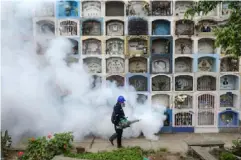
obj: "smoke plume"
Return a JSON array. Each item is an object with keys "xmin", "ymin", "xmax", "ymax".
[{"xmin": 1, "ymin": 0, "xmax": 167, "ymax": 143}]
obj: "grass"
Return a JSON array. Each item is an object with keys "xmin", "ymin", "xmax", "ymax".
[{"xmin": 65, "ymin": 147, "xmax": 169, "ymax": 160}]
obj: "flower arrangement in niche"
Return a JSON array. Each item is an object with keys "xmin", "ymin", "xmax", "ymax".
[{"xmin": 175, "ymin": 94, "xmax": 187, "ymax": 109}]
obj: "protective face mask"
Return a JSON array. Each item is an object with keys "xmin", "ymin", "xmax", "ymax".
[{"xmin": 121, "ymin": 103, "xmax": 125, "ymax": 108}]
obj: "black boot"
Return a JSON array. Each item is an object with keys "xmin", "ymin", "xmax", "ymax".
[{"xmin": 109, "ymin": 133, "xmax": 117, "ymax": 146}]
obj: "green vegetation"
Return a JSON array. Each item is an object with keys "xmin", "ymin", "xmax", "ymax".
[
  {"xmin": 185, "ymin": 1, "xmax": 241, "ymax": 58},
  {"xmin": 1, "ymin": 130, "xmax": 12, "ymax": 159},
  {"xmin": 66, "ymin": 147, "xmax": 168, "ymax": 160}
]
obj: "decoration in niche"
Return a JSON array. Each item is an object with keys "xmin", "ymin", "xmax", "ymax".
[
  {"xmin": 91, "ymin": 75, "xmax": 102, "ymax": 89},
  {"xmin": 152, "ymin": 39, "xmax": 170, "ymax": 54},
  {"xmin": 129, "ymin": 76, "xmax": 147, "ymax": 91},
  {"xmin": 35, "ymin": 2, "xmax": 54, "ymax": 16},
  {"xmin": 82, "ymin": 1, "xmax": 101, "ymax": 17},
  {"xmin": 57, "ymin": 1, "xmax": 79, "ymax": 17},
  {"xmin": 83, "ymin": 58, "xmax": 102, "ymax": 73},
  {"xmin": 152, "ymin": 76, "xmax": 170, "ymax": 91},
  {"xmin": 106, "ymin": 21, "xmax": 124, "ymax": 36},
  {"xmin": 106, "ymin": 75, "xmax": 124, "ymax": 87},
  {"xmin": 126, "ymin": 1, "xmax": 150, "ymax": 16},
  {"xmin": 152, "ymin": 59, "xmax": 170, "ymax": 73},
  {"xmin": 82, "ymin": 20, "xmax": 101, "ymax": 36},
  {"xmin": 220, "ymin": 75, "xmax": 236, "ymax": 90},
  {"xmin": 175, "ymin": 112, "xmax": 192, "ymax": 126},
  {"xmin": 220, "ymin": 57, "xmax": 239, "ymax": 72},
  {"xmin": 175, "ymin": 57, "xmax": 192, "ymax": 72},
  {"xmin": 220, "ymin": 111, "xmax": 238, "ymax": 126},
  {"xmin": 198, "ymin": 39, "xmax": 215, "ymax": 54},
  {"xmin": 106, "ymin": 58, "xmax": 124, "ymax": 73},
  {"xmin": 128, "ymin": 37, "xmax": 148, "ymax": 56},
  {"xmin": 129, "ymin": 57, "xmax": 147, "ymax": 73},
  {"xmin": 106, "ymin": 1, "xmax": 124, "ymax": 16},
  {"xmin": 175, "ymin": 95, "xmax": 192, "ymax": 109},
  {"xmin": 197, "ymin": 76, "xmax": 216, "ymax": 91},
  {"xmin": 175, "ymin": 20, "xmax": 194, "ymax": 35},
  {"xmin": 175, "ymin": 39, "xmax": 192, "ymax": 54},
  {"xmin": 82, "ymin": 39, "xmax": 101, "ymax": 55},
  {"xmin": 58, "ymin": 20, "xmax": 78, "ymax": 36},
  {"xmin": 152, "ymin": 20, "xmax": 170, "ymax": 35},
  {"xmin": 198, "ymin": 58, "xmax": 213, "ymax": 72},
  {"xmin": 137, "ymin": 94, "xmax": 148, "ymax": 104},
  {"xmin": 175, "ymin": 1, "xmax": 193, "ymax": 16},
  {"xmin": 128, "ymin": 18, "xmax": 148, "ymax": 35},
  {"xmin": 222, "ymin": 2, "xmax": 232, "ymax": 15},
  {"xmin": 106, "ymin": 39, "xmax": 124, "ymax": 55},
  {"xmin": 36, "ymin": 20, "xmax": 55, "ymax": 35},
  {"xmin": 152, "ymin": 1, "xmax": 172, "ymax": 16},
  {"xmin": 175, "ymin": 76, "xmax": 193, "ymax": 91},
  {"xmin": 196, "ymin": 20, "xmax": 217, "ymax": 35},
  {"xmin": 220, "ymin": 93, "xmax": 233, "ymax": 107},
  {"xmin": 164, "ymin": 112, "xmax": 170, "ymax": 126}
]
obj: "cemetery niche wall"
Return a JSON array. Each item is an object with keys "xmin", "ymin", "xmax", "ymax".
[
  {"xmin": 175, "ymin": 20, "xmax": 194, "ymax": 36},
  {"xmin": 58, "ymin": 19, "xmax": 79, "ymax": 36},
  {"xmin": 175, "ymin": 1, "xmax": 193, "ymax": 16},
  {"xmin": 36, "ymin": 20, "xmax": 55, "ymax": 36},
  {"xmin": 152, "ymin": 94, "xmax": 170, "ymax": 107},
  {"xmin": 82, "ymin": 38, "xmax": 101, "ymax": 55},
  {"xmin": 175, "ymin": 75, "xmax": 193, "ymax": 91},
  {"xmin": 198, "ymin": 57, "xmax": 216, "ymax": 72},
  {"xmin": 129, "ymin": 57, "xmax": 147, "ymax": 73},
  {"xmin": 196, "ymin": 19, "xmax": 218, "ymax": 36},
  {"xmin": 57, "ymin": 0, "xmax": 79, "ymax": 17},
  {"xmin": 106, "ymin": 57, "xmax": 125, "ymax": 74},
  {"xmin": 105, "ymin": 1, "xmax": 124, "ymax": 16},
  {"xmin": 82, "ymin": 1, "xmax": 101, "ymax": 17},
  {"xmin": 151, "ymin": 38, "xmax": 171, "ymax": 54},
  {"xmin": 64, "ymin": 38, "xmax": 79, "ymax": 64},
  {"xmin": 127, "ymin": 36, "xmax": 149, "ymax": 56},
  {"xmin": 220, "ymin": 92, "xmax": 239, "ymax": 108},
  {"xmin": 220, "ymin": 75, "xmax": 239, "ymax": 90},
  {"xmin": 198, "ymin": 38, "xmax": 215, "ymax": 54},
  {"xmin": 137, "ymin": 94, "xmax": 148, "ymax": 104},
  {"xmin": 35, "ymin": 2, "xmax": 54, "ymax": 17},
  {"xmin": 82, "ymin": 19, "xmax": 102, "ymax": 36},
  {"xmin": 106, "ymin": 20, "xmax": 124, "ymax": 36},
  {"xmin": 218, "ymin": 110, "xmax": 239, "ymax": 128},
  {"xmin": 106, "ymin": 75, "xmax": 124, "ymax": 87},
  {"xmin": 152, "ymin": 75, "xmax": 170, "ymax": 91},
  {"xmin": 126, "ymin": 1, "xmax": 150, "ymax": 16},
  {"xmin": 128, "ymin": 18, "xmax": 148, "ymax": 35},
  {"xmin": 220, "ymin": 57, "xmax": 239, "ymax": 72},
  {"xmin": 173, "ymin": 112, "xmax": 194, "ymax": 133},
  {"xmin": 151, "ymin": 55, "xmax": 171, "ymax": 74},
  {"xmin": 152, "ymin": 20, "xmax": 171, "ymax": 35},
  {"xmin": 151, "ymin": 1, "xmax": 172, "ymax": 16},
  {"xmin": 83, "ymin": 57, "xmax": 102, "ymax": 73},
  {"xmin": 91, "ymin": 75, "xmax": 102, "ymax": 89},
  {"xmin": 106, "ymin": 38, "xmax": 124, "ymax": 55},
  {"xmin": 175, "ymin": 57, "xmax": 193, "ymax": 73},
  {"xmin": 197, "ymin": 75, "xmax": 216, "ymax": 91},
  {"xmin": 175, "ymin": 38, "xmax": 193, "ymax": 54},
  {"xmin": 129, "ymin": 75, "xmax": 148, "ymax": 91}
]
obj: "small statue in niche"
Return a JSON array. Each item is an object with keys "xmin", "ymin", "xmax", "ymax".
[
  {"xmin": 223, "ymin": 77, "xmax": 229, "ymax": 85},
  {"xmin": 201, "ymin": 24, "xmax": 211, "ymax": 32},
  {"xmin": 180, "ymin": 43, "xmax": 186, "ymax": 54}
]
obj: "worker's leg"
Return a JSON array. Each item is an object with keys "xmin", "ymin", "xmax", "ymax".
[{"xmin": 116, "ymin": 128, "xmax": 123, "ymax": 148}]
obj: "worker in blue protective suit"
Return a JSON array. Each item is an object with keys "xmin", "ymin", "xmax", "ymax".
[{"xmin": 109, "ymin": 96, "xmax": 126, "ymax": 148}]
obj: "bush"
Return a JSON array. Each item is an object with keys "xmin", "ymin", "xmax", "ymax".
[
  {"xmin": 19, "ymin": 132, "xmax": 73, "ymax": 160},
  {"xmin": 230, "ymin": 138, "xmax": 241, "ymax": 157},
  {"xmin": 1, "ymin": 130, "xmax": 12, "ymax": 158},
  {"xmin": 220, "ymin": 152, "xmax": 236, "ymax": 160},
  {"xmin": 66, "ymin": 147, "xmax": 144, "ymax": 160}
]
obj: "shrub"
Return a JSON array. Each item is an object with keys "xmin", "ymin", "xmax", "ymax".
[
  {"xmin": 1, "ymin": 130, "xmax": 12, "ymax": 158},
  {"xmin": 220, "ymin": 152, "xmax": 236, "ymax": 160},
  {"xmin": 230, "ymin": 138, "xmax": 241, "ymax": 157},
  {"xmin": 19, "ymin": 132, "xmax": 73, "ymax": 160}
]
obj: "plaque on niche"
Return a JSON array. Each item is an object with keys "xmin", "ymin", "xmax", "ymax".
[
  {"xmin": 82, "ymin": 39, "xmax": 101, "ymax": 55},
  {"xmin": 175, "ymin": 58, "xmax": 192, "ymax": 72},
  {"xmin": 128, "ymin": 18, "xmax": 148, "ymax": 35},
  {"xmin": 222, "ymin": 2, "xmax": 232, "ymax": 15},
  {"xmin": 106, "ymin": 58, "xmax": 124, "ymax": 73},
  {"xmin": 175, "ymin": 39, "xmax": 192, "ymax": 54},
  {"xmin": 82, "ymin": 1, "xmax": 101, "ymax": 17},
  {"xmin": 59, "ymin": 20, "xmax": 78, "ymax": 36},
  {"xmin": 175, "ymin": 20, "xmax": 194, "ymax": 35},
  {"xmin": 106, "ymin": 21, "xmax": 124, "ymax": 36},
  {"xmin": 198, "ymin": 39, "xmax": 215, "ymax": 54},
  {"xmin": 84, "ymin": 58, "xmax": 102, "ymax": 73},
  {"xmin": 57, "ymin": 1, "xmax": 79, "ymax": 17},
  {"xmin": 220, "ymin": 93, "xmax": 233, "ymax": 107},
  {"xmin": 129, "ymin": 76, "xmax": 147, "ymax": 91},
  {"xmin": 82, "ymin": 20, "xmax": 101, "ymax": 36},
  {"xmin": 152, "ymin": 76, "xmax": 170, "ymax": 91},
  {"xmin": 152, "ymin": 59, "xmax": 170, "ymax": 73},
  {"xmin": 106, "ymin": 39, "xmax": 124, "ymax": 55},
  {"xmin": 152, "ymin": 39, "xmax": 170, "ymax": 54},
  {"xmin": 129, "ymin": 58, "xmax": 147, "ymax": 73},
  {"xmin": 126, "ymin": 1, "xmax": 150, "ymax": 16},
  {"xmin": 152, "ymin": 1, "xmax": 172, "ymax": 16},
  {"xmin": 198, "ymin": 58, "xmax": 213, "ymax": 72},
  {"xmin": 128, "ymin": 39, "xmax": 148, "ymax": 55}
]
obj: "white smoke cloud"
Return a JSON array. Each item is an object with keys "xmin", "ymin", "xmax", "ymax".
[{"xmin": 1, "ymin": 0, "xmax": 167, "ymax": 143}]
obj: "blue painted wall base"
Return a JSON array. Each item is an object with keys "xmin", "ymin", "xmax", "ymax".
[{"xmin": 172, "ymin": 127, "xmax": 194, "ymax": 133}]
